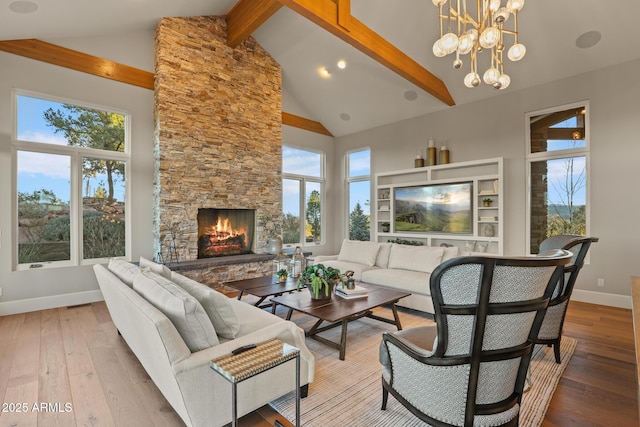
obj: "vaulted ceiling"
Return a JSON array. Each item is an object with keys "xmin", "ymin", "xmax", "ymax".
[{"xmin": 1, "ymin": 0, "xmax": 638, "ymax": 137}]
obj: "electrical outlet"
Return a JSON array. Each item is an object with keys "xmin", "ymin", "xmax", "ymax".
[{"xmin": 597, "ymin": 278, "xmax": 605, "ymax": 288}]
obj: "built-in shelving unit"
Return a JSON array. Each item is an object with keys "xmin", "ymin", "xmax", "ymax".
[{"xmin": 375, "ymin": 157, "xmax": 504, "ymax": 255}]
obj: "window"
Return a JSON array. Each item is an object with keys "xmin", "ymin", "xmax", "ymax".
[
  {"xmin": 526, "ymin": 102, "xmax": 589, "ymax": 254},
  {"xmin": 346, "ymin": 149, "xmax": 371, "ymax": 241},
  {"xmin": 13, "ymin": 91, "xmax": 129, "ymax": 269},
  {"xmin": 282, "ymin": 146, "xmax": 324, "ymax": 246}
]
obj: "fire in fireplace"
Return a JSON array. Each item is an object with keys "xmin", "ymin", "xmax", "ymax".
[{"xmin": 197, "ymin": 209, "xmax": 255, "ymax": 258}]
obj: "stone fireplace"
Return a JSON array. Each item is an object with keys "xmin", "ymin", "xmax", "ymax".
[{"xmin": 153, "ymin": 16, "xmax": 282, "ymax": 287}]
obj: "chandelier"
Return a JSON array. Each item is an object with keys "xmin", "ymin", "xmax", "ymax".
[{"xmin": 432, "ymin": 0, "xmax": 526, "ymax": 90}]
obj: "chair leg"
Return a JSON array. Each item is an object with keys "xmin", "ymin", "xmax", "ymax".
[
  {"xmin": 553, "ymin": 338, "xmax": 561, "ymax": 364},
  {"xmin": 381, "ymin": 386, "xmax": 389, "ymax": 410}
]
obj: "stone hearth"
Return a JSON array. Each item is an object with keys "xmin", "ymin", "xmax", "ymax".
[{"xmin": 153, "ymin": 16, "xmax": 282, "ymax": 287}]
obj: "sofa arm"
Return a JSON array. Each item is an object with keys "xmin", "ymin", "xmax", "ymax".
[
  {"xmin": 313, "ymin": 255, "xmax": 338, "ymax": 263},
  {"xmin": 172, "ymin": 320, "xmax": 314, "ymax": 383}
]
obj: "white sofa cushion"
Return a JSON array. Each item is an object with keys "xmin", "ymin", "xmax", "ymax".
[
  {"xmin": 337, "ymin": 239, "xmax": 380, "ymax": 267},
  {"xmin": 140, "ymin": 256, "xmax": 172, "ymax": 279},
  {"xmin": 107, "ymin": 258, "xmax": 140, "ymax": 287},
  {"xmin": 170, "ymin": 272, "xmax": 240, "ymax": 339},
  {"xmin": 375, "ymin": 243, "xmax": 393, "ymax": 268},
  {"xmin": 388, "ymin": 244, "xmax": 445, "ymax": 273},
  {"xmin": 362, "ymin": 268, "xmax": 430, "ymax": 296},
  {"xmin": 133, "ymin": 271, "xmax": 219, "ymax": 351},
  {"xmin": 442, "ymin": 246, "xmax": 460, "ymax": 262}
]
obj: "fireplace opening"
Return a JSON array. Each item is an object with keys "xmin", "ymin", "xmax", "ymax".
[{"xmin": 197, "ymin": 209, "xmax": 255, "ymax": 258}]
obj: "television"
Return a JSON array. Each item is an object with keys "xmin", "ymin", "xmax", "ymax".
[{"xmin": 394, "ymin": 181, "xmax": 473, "ymax": 234}]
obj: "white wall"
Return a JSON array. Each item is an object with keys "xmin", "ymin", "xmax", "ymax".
[
  {"xmin": 0, "ymin": 32, "xmax": 155, "ymax": 314},
  {"xmin": 334, "ymin": 59, "xmax": 640, "ymax": 307}
]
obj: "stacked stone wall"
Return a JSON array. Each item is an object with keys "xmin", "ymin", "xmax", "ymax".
[{"xmin": 154, "ymin": 16, "xmax": 282, "ymax": 287}]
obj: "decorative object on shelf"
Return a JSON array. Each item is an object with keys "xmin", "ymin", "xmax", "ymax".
[
  {"xmin": 484, "ymin": 223, "xmax": 495, "ymax": 237},
  {"xmin": 387, "ymin": 238, "xmax": 424, "ymax": 246},
  {"xmin": 465, "ymin": 241, "xmax": 476, "ymax": 252},
  {"xmin": 493, "ymin": 179, "xmax": 499, "ymax": 193},
  {"xmin": 483, "ymin": 198, "xmax": 493, "ymax": 207},
  {"xmin": 298, "ymin": 264, "xmax": 344, "ymax": 300},
  {"xmin": 427, "ymin": 137, "xmax": 437, "ymax": 166},
  {"xmin": 276, "ymin": 268, "xmax": 288, "ymax": 283},
  {"xmin": 381, "ymin": 222, "xmax": 390, "ymax": 233},
  {"xmin": 480, "ymin": 216, "xmax": 497, "ymax": 222},
  {"xmin": 415, "ymin": 151, "xmax": 425, "ymax": 168},
  {"xmin": 476, "ymin": 241, "xmax": 489, "ymax": 252},
  {"xmin": 379, "ymin": 189, "xmax": 390, "ymax": 199},
  {"xmin": 439, "ymin": 146, "xmax": 450, "ymax": 164},
  {"xmin": 431, "ymin": 0, "xmax": 526, "ymax": 90}
]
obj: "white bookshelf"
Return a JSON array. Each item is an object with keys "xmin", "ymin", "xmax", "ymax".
[{"xmin": 374, "ymin": 157, "xmax": 504, "ymax": 255}]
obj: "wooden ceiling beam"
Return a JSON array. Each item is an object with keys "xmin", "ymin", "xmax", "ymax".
[
  {"xmin": 0, "ymin": 39, "xmax": 154, "ymax": 90},
  {"xmin": 279, "ymin": 0, "xmax": 455, "ymax": 106},
  {"xmin": 282, "ymin": 112, "xmax": 333, "ymax": 137},
  {"xmin": 0, "ymin": 39, "xmax": 334, "ymax": 136},
  {"xmin": 226, "ymin": 0, "xmax": 283, "ymax": 48}
]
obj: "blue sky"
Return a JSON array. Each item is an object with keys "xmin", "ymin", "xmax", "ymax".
[{"xmin": 17, "ymin": 95, "xmax": 125, "ymax": 204}]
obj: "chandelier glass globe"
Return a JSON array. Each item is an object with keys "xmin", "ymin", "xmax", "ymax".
[
  {"xmin": 508, "ymin": 43, "xmax": 526, "ymax": 61},
  {"xmin": 457, "ymin": 34, "xmax": 473, "ymax": 54},
  {"xmin": 432, "ymin": 39, "xmax": 446, "ymax": 57},
  {"xmin": 483, "ymin": 67, "xmax": 500, "ymax": 85},
  {"xmin": 464, "ymin": 72, "xmax": 480, "ymax": 88},
  {"xmin": 479, "ymin": 27, "xmax": 500, "ymax": 49},
  {"xmin": 440, "ymin": 32, "xmax": 459, "ymax": 55},
  {"xmin": 507, "ymin": 0, "xmax": 525, "ymax": 12}
]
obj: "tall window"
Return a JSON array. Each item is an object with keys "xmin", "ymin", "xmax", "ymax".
[
  {"xmin": 13, "ymin": 91, "xmax": 129, "ymax": 269},
  {"xmin": 346, "ymin": 149, "xmax": 371, "ymax": 241},
  {"xmin": 282, "ymin": 146, "xmax": 324, "ymax": 247},
  {"xmin": 526, "ymin": 102, "xmax": 589, "ymax": 254}
]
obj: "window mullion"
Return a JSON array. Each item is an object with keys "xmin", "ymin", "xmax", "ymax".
[{"xmin": 70, "ymin": 152, "xmax": 82, "ymax": 264}]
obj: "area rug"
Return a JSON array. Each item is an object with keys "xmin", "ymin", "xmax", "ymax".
[{"xmin": 271, "ymin": 309, "xmax": 576, "ymax": 427}]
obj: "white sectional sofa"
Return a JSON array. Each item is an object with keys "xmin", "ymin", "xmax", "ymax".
[
  {"xmin": 314, "ymin": 240, "xmax": 461, "ymax": 314},
  {"xmin": 94, "ymin": 257, "xmax": 314, "ymax": 427}
]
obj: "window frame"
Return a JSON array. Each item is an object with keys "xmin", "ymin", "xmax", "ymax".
[
  {"xmin": 11, "ymin": 89, "xmax": 132, "ymax": 270},
  {"xmin": 345, "ymin": 148, "xmax": 371, "ymax": 240},
  {"xmin": 282, "ymin": 145, "xmax": 326, "ymax": 248},
  {"xmin": 525, "ymin": 100, "xmax": 591, "ymax": 255}
]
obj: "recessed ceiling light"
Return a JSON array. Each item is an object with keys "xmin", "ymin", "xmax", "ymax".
[
  {"xmin": 8, "ymin": 1, "xmax": 38, "ymax": 14},
  {"xmin": 340, "ymin": 113, "xmax": 351, "ymax": 121},
  {"xmin": 404, "ymin": 90, "xmax": 418, "ymax": 101},
  {"xmin": 575, "ymin": 31, "xmax": 602, "ymax": 49},
  {"xmin": 318, "ymin": 67, "xmax": 331, "ymax": 79},
  {"xmin": 337, "ymin": 60, "xmax": 347, "ymax": 69}
]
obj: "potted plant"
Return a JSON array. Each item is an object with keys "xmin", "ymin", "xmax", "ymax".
[
  {"xmin": 483, "ymin": 198, "xmax": 493, "ymax": 207},
  {"xmin": 381, "ymin": 222, "xmax": 390, "ymax": 232},
  {"xmin": 276, "ymin": 268, "xmax": 288, "ymax": 283},
  {"xmin": 298, "ymin": 264, "xmax": 343, "ymax": 300}
]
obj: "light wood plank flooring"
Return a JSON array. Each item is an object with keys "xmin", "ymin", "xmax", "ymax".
[{"xmin": 0, "ymin": 300, "xmax": 637, "ymax": 427}]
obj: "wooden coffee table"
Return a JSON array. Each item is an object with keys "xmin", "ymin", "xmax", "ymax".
[
  {"xmin": 224, "ymin": 276, "xmax": 301, "ymax": 313},
  {"xmin": 271, "ymin": 283, "xmax": 410, "ymax": 360}
]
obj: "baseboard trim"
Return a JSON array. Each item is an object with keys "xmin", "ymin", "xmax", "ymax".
[
  {"xmin": 572, "ymin": 289, "xmax": 632, "ymax": 310},
  {"xmin": 0, "ymin": 290, "xmax": 104, "ymax": 316}
]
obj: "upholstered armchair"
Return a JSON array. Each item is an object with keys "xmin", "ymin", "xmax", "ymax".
[
  {"xmin": 535, "ymin": 235, "xmax": 599, "ymax": 363},
  {"xmin": 379, "ymin": 251, "xmax": 571, "ymax": 427}
]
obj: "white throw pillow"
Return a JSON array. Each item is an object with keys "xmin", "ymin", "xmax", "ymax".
[
  {"xmin": 139, "ymin": 256, "xmax": 172, "ymax": 280},
  {"xmin": 107, "ymin": 258, "xmax": 140, "ymax": 287},
  {"xmin": 388, "ymin": 244, "xmax": 445, "ymax": 273},
  {"xmin": 337, "ymin": 239, "xmax": 380, "ymax": 267},
  {"xmin": 133, "ymin": 271, "xmax": 219, "ymax": 351},
  {"xmin": 442, "ymin": 246, "xmax": 460, "ymax": 262},
  {"xmin": 376, "ymin": 243, "xmax": 393, "ymax": 268},
  {"xmin": 171, "ymin": 272, "xmax": 240, "ymax": 339}
]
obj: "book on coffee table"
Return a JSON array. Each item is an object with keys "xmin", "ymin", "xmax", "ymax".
[{"xmin": 335, "ymin": 284, "xmax": 368, "ymax": 299}]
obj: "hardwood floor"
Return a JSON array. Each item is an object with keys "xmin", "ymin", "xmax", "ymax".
[{"xmin": 0, "ymin": 300, "xmax": 637, "ymax": 427}]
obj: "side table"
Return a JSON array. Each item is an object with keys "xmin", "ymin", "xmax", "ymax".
[{"xmin": 209, "ymin": 339, "xmax": 301, "ymax": 427}]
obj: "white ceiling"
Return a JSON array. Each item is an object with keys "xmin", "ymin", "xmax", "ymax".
[{"xmin": 1, "ymin": 0, "xmax": 638, "ymax": 137}]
